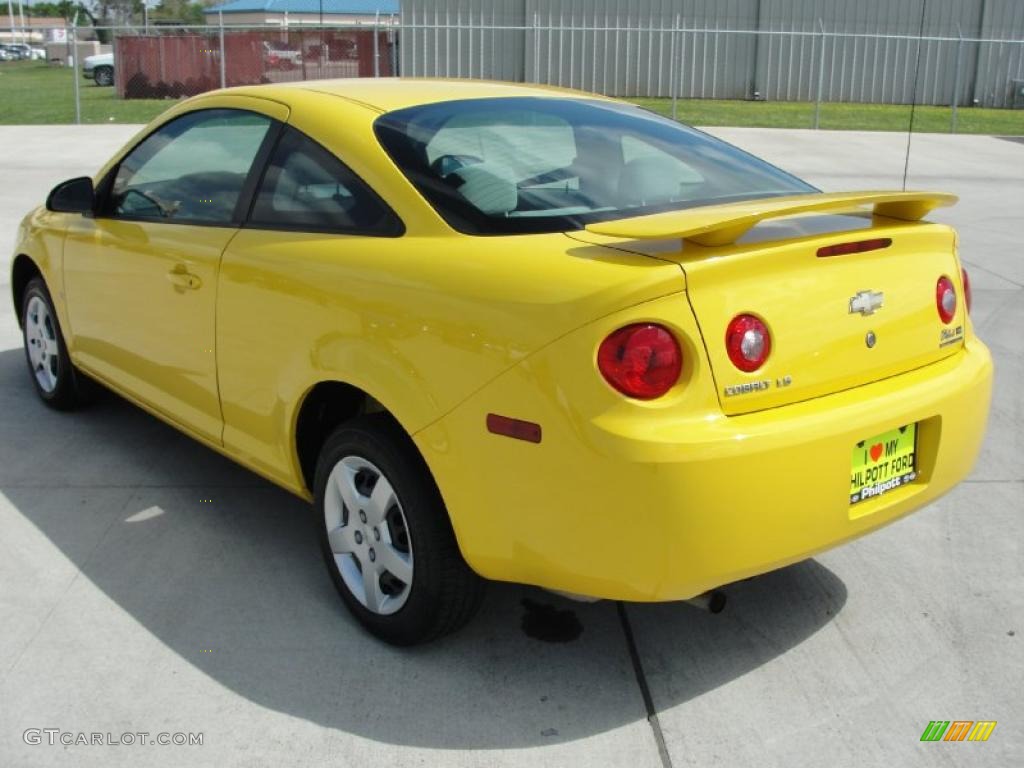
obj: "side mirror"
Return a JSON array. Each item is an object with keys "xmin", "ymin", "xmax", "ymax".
[{"xmin": 46, "ymin": 176, "xmax": 95, "ymax": 214}]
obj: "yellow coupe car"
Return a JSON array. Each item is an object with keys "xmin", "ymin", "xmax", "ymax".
[{"xmin": 11, "ymin": 80, "xmax": 992, "ymax": 644}]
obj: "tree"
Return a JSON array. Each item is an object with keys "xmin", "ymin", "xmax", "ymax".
[
  {"xmin": 150, "ymin": 0, "xmax": 207, "ymax": 25},
  {"xmin": 26, "ymin": 1, "xmax": 96, "ymax": 23},
  {"xmin": 93, "ymin": 0, "xmax": 141, "ymax": 26},
  {"xmin": 28, "ymin": 0, "xmax": 207, "ymax": 28}
]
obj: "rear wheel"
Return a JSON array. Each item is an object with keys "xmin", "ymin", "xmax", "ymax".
[
  {"xmin": 314, "ymin": 415, "xmax": 484, "ymax": 645},
  {"xmin": 21, "ymin": 278, "xmax": 86, "ymax": 410},
  {"xmin": 94, "ymin": 66, "xmax": 113, "ymax": 87}
]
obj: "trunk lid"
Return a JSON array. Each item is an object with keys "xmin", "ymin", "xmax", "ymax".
[{"xmin": 577, "ymin": 191, "xmax": 966, "ymax": 415}]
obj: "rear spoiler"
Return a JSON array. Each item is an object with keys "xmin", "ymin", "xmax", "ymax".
[{"xmin": 585, "ymin": 191, "xmax": 957, "ymax": 247}]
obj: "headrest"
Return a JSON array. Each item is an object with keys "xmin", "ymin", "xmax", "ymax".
[
  {"xmin": 452, "ymin": 163, "xmax": 517, "ymax": 215},
  {"xmin": 281, "ymin": 151, "xmax": 329, "ymax": 187},
  {"xmin": 618, "ymin": 156, "xmax": 681, "ymax": 207}
]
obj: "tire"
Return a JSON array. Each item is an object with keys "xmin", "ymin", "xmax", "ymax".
[
  {"xmin": 314, "ymin": 414, "xmax": 484, "ymax": 645},
  {"xmin": 21, "ymin": 277, "xmax": 88, "ymax": 410},
  {"xmin": 94, "ymin": 66, "xmax": 113, "ymax": 87}
]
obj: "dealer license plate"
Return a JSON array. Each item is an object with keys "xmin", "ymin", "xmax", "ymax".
[{"xmin": 850, "ymin": 423, "xmax": 917, "ymax": 505}]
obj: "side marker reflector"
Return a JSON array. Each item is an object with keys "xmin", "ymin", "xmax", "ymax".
[{"xmin": 486, "ymin": 413, "xmax": 542, "ymax": 444}]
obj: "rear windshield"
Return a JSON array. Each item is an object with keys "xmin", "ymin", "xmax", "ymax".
[{"xmin": 374, "ymin": 97, "xmax": 815, "ymax": 235}]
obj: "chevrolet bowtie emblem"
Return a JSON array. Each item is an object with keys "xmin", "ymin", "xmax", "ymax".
[{"xmin": 849, "ymin": 290, "xmax": 884, "ymax": 316}]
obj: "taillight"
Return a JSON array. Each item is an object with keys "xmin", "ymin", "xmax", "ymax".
[
  {"xmin": 597, "ymin": 323, "xmax": 682, "ymax": 399},
  {"xmin": 961, "ymin": 267, "xmax": 972, "ymax": 314},
  {"xmin": 726, "ymin": 314, "xmax": 771, "ymax": 372},
  {"xmin": 936, "ymin": 276, "xmax": 957, "ymax": 324}
]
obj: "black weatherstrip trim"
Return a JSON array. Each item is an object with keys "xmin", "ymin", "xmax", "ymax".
[{"xmin": 233, "ymin": 119, "xmax": 285, "ymax": 226}]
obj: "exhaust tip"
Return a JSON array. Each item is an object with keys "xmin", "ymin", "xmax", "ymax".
[
  {"xmin": 708, "ymin": 591, "xmax": 727, "ymax": 614},
  {"xmin": 684, "ymin": 590, "xmax": 727, "ymax": 614}
]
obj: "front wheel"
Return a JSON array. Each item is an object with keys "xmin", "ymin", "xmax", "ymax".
[
  {"xmin": 21, "ymin": 277, "xmax": 86, "ymax": 410},
  {"xmin": 314, "ymin": 415, "xmax": 484, "ymax": 645},
  {"xmin": 94, "ymin": 66, "xmax": 113, "ymax": 87}
]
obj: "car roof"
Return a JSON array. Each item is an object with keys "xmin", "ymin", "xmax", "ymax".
[{"xmin": 228, "ymin": 78, "xmax": 609, "ymax": 114}]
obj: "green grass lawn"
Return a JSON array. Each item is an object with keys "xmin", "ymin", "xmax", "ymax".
[
  {"xmin": 2, "ymin": 60, "xmax": 1023, "ymax": 134},
  {"xmin": 0, "ymin": 60, "xmax": 173, "ymax": 125},
  {"xmin": 630, "ymin": 97, "xmax": 1024, "ymax": 135}
]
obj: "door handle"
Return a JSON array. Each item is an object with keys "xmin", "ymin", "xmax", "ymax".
[{"xmin": 167, "ymin": 264, "xmax": 201, "ymax": 290}]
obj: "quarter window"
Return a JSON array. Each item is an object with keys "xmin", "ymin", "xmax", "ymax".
[
  {"xmin": 107, "ymin": 109, "xmax": 272, "ymax": 224},
  {"xmin": 248, "ymin": 127, "xmax": 402, "ymax": 236}
]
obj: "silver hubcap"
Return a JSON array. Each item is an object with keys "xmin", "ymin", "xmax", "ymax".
[
  {"xmin": 325, "ymin": 456, "xmax": 413, "ymax": 615},
  {"xmin": 25, "ymin": 296, "xmax": 59, "ymax": 394}
]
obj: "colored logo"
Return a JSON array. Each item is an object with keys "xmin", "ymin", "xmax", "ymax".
[{"xmin": 920, "ymin": 721, "xmax": 997, "ymax": 742}]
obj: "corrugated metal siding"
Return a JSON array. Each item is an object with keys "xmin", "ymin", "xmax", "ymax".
[
  {"xmin": 523, "ymin": 0, "xmax": 759, "ymax": 97},
  {"xmin": 756, "ymin": 0, "xmax": 986, "ymax": 105},
  {"xmin": 400, "ymin": 0, "xmax": 525, "ymax": 81},
  {"xmin": 977, "ymin": 0, "xmax": 1024, "ymax": 107},
  {"xmin": 399, "ymin": 0, "xmax": 1024, "ymax": 106}
]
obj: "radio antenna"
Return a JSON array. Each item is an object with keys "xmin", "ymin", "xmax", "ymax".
[{"xmin": 903, "ymin": 0, "xmax": 929, "ymax": 191}]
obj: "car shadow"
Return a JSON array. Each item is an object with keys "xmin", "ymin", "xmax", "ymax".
[{"xmin": 0, "ymin": 346, "xmax": 847, "ymax": 749}]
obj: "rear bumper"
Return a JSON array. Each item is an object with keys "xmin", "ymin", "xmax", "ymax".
[
  {"xmin": 418, "ymin": 317, "xmax": 992, "ymax": 601},
  {"xmin": 611, "ymin": 339, "xmax": 991, "ymax": 600}
]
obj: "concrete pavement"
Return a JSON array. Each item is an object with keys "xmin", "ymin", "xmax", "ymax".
[{"xmin": 0, "ymin": 124, "xmax": 1021, "ymax": 767}]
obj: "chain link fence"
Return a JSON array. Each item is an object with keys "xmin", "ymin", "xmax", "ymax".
[
  {"xmin": 5, "ymin": 19, "xmax": 1023, "ymax": 130},
  {"xmin": 108, "ymin": 26, "xmax": 395, "ymax": 99},
  {"xmin": 401, "ymin": 19, "xmax": 1024, "ymax": 108}
]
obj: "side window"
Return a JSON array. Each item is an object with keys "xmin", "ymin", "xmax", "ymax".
[
  {"xmin": 248, "ymin": 127, "xmax": 402, "ymax": 236},
  {"xmin": 107, "ymin": 109, "xmax": 272, "ymax": 224}
]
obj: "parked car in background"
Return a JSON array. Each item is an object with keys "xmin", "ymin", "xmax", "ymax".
[
  {"xmin": 2, "ymin": 44, "xmax": 27, "ymax": 60},
  {"xmin": 0, "ymin": 47, "xmax": 12, "ymax": 62},
  {"xmin": 83, "ymin": 53, "xmax": 114, "ymax": 86},
  {"xmin": 262, "ymin": 41, "xmax": 302, "ymax": 69},
  {"xmin": 4, "ymin": 43, "xmax": 45, "ymax": 60}
]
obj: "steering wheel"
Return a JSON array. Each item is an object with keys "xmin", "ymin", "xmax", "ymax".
[{"xmin": 430, "ymin": 154, "xmax": 484, "ymax": 179}]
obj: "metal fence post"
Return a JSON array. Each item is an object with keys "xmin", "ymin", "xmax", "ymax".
[
  {"xmin": 532, "ymin": 12, "xmax": 540, "ymax": 83},
  {"xmin": 218, "ymin": 11, "xmax": 226, "ymax": 89},
  {"xmin": 373, "ymin": 10, "xmax": 380, "ymax": 77},
  {"xmin": 671, "ymin": 13, "xmax": 680, "ymax": 119},
  {"xmin": 390, "ymin": 14, "xmax": 399, "ymax": 77},
  {"xmin": 814, "ymin": 19, "xmax": 826, "ymax": 129},
  {"xmin": 951, "ymin": 24, "xmax": 964, "ymax": 134},
  {"xmin": 70, "ymin": 17, "xmax": 81, "ymax": 125}
]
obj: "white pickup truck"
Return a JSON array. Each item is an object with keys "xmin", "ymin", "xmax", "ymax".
[{"xmin": 83, "ymin": 52, "xmax": 114, "ymax": 86}]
